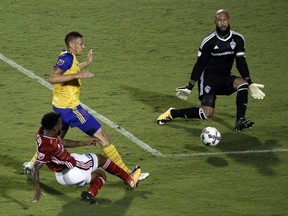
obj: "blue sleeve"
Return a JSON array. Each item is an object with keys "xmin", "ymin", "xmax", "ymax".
[{"xmin": 54, "ymin": 53, "xmax": 73, "ymax": 73}]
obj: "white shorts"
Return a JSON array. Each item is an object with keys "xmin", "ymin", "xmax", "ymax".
[{"xmin": 55, "ymin": 153, "xmax": 98, "ymax": 187}]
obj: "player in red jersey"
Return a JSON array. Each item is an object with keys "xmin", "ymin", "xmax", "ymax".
[
  {"xmin": 24, "ymin": 31, "xmax": 149, "ymax": 181},
  {"xmin": 33, "ymin": 112, "xmax": 141, "ymax": 204}
]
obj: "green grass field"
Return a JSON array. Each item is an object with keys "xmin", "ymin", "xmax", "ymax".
[{"xmin": 0, "ymin": 0, "xmax": 288, "ymax": 215}]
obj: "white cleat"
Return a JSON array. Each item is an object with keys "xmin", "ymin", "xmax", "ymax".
[
  {"xmin": 139, "ymin": 172, "xmax": 150, "ymax": 181},
  {"xmin": 131, "ymin": 166, "xmax": 149, "ymax": 181}
]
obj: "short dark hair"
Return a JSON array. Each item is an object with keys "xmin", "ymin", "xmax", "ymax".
[
  {"xmin": 41, "ymin": 112, "xmax": 61, "ymax": 130},
  {"xmin": 64, "ymin": 31, "xmax": 83, "ymax": 46}
]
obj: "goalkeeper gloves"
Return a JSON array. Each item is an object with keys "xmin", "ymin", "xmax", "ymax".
[
  {"xmin": 248, "ymin": 83, "xmax": 265, "ymax": 99},
  {"xmin": 23, "ymin": 161, "xmax": 34, "ymax": 175},
  {"xmin": 176, "ymin": 82, "xmax": 194, "ymax": 100}
]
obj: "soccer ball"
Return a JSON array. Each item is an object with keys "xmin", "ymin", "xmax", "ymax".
[{"xmin": 200, "ymin": 126, "xmax": 221, "ymax": 146}]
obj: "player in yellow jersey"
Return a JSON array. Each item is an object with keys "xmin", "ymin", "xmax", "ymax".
[{"xmin": 23, "ymin": 31, "xmax": 149, "ymax": 181}]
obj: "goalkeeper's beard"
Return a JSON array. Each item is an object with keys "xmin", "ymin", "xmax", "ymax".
[{"xmin": 216, "ymin": 25, "xmax": 230, "ymax": 38}]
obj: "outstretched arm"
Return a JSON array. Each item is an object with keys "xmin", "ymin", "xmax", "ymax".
[
  {"xmin": 33, "ymin": 161, "xmax": 44, "ymax": 202},
  {"xmin": 176, "ymin": 51, "xmax": 209, "ymax": 100},
  {"xmin": 63, "ymin": 138, "xmax": 98, "ymax": 148},
  {"xmin": 48, "ymin": 67, "xmax": 94, "ymax": 84},
  {"xmin": 235, "ymin": 39, "xmax": 265, "ymax": 99},
  {"xmin": 236, "ymin": 56, "xmax": 251, "ymax": 83}
]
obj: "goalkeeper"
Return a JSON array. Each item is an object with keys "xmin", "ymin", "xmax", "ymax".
[{"xmin": 157, "ymin": 9, "xmax": 265, "ymax": 131}]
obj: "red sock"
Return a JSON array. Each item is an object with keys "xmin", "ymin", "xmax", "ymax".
[
  {"xmin": 102, "ymin": 159, "xmax": 131, "ymax": 183},
  {"xmin": 88, "ymin": 176, "xmax": 105, "ymax": 197}
]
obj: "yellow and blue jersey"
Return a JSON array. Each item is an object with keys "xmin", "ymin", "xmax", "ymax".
[
  {"xmin": 52, "ymin": 50, "xmax": 81, "ymax": 108},
  {"xmin": 52, "ymin": 50, "xmax": 102, "ymax": 136}
]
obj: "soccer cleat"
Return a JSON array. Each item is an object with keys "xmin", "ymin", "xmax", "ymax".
[
  {"xmin": 128, "ymin": 166, "xmax": 141, "ymax": 188},
  {"xmin": 81, "ymin": 191, "xmax": 97, "ymax": 204},
  {"xmin": 157, "ymin": 108, "xmax": 174, "ymax": 125},
  {"xmin": 130, "ymin": 165, "xmax": 149, "ymax": 181},
  {"xmin": 234, "ymin": 118, "xmax": 254, "ymax": 131},
  {"xmin": 23, "ymin": 161, "xmax": 34, "ymax": 175}
]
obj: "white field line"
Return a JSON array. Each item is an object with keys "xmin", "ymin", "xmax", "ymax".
[{"xmin": 1, "ymin": 53, "xmax": 287, "ymax": 158}]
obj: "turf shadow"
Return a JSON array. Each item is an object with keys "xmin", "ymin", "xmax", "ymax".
[
  {"xmin": 121, "ymin": 84, "xmax": 194, "ymax": 113},
  {"xmin": 216, "ymin": 133, "xmax": 280, "ymax": 176},
  {"xmin": 158, "ymin": 124, "xmax": 280, "ymax": 176},
  {"xmin": 58, "ymin": 190, "xmax": 153, "ymax": 216}
]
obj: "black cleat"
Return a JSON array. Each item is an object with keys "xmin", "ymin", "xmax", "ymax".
[
  {"xmin": 81, "ymin": 191, "xmax": 97, "ymax": 204},
  {"xmin": 235, "ymin": 118, "xmax": 254, "ymax": 131}
]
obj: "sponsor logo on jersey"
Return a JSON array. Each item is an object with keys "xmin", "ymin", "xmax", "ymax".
[
  {"xmin": 56, "ymin": 59, "xmax": 65, "ymax": 66},
  {"xmin": 38, "ymin": 152, "xmax": 45, "ymax": 160},
  {"xmin": 211, "ymin": 51, "xmax": 234, "ymax": 56}
]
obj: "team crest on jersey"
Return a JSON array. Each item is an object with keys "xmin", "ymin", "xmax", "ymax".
[
  {"xmin": 230, "ymin": 40, "xmax": 236, "ymax": 50},
  {"xmin": 57, "ymin": 59, "xmax": 65, "ymax": 66},
  {"xmin": 205, "ymin": 85, "xmax": 211, "ymax": 93},
  {"xmin": 38, "ymin": 152, "xmax": 45, "ymax": 160}
]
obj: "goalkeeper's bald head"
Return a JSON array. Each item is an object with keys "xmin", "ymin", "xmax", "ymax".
[{"xmin": 214, "ymin": 9, "xmax": 230, "ymax": 21}]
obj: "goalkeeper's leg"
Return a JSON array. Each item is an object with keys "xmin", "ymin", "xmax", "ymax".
[
  {"xmin": 170, "ymin": 107, "xmax": 209, "ymax": 119},
  {"xmin": 236, "ymin": 83, "xmax": 248, "ymax": 121},
  {"xmin": 168, "ymin": 94, "xmax": 215, "ymax": 120},
  {"xmin": 235, "ymin": 83, "xmax": 254, "ymax": 131}
]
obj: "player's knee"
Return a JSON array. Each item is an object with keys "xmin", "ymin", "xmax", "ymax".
[
  {"xmin": 96, "ymin": 154, "xmax": 107, "ymax": 167},
  {"xmin": 205, "ymin": 111, "xmax": 214, "ymax": 118},
  {"xmin": 234, "ymin": 78, "xmax": 248, "ymax": 89},
  {"xmin": 201, "ymin": 107, "xmax": 214, "ymax": 118},
  {"xmin": 201, "ymin": 95, "xmax": 216, "ymax": 108},
  {"xmin": 200, "ymin": 95, "xmax": 215, "ymax": 119},
  {"xmin": 93, "ymin": 127, "xmax": 111, "ymax": 147},
  {"xmin": 95, "ymin": 169, "xmax": 106, "ymax": 181},
  {"xmin": 237, "ymin": 82, "xmax": 248, "ymax": 91}
]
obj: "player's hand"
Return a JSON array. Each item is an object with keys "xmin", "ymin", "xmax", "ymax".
[
  {"xmin": 248, "ymin": 83, "xmax": 265, "ymax": 99},
  {"xmin": 33, "ymin": 190, "xmax": 45, "ymax": 203},
  {"xmin": 75, "ymin": 71, "xmax": 94, "ymax": 79},
  {"xmin": 80, "ymin": 138, "xmax": 99, "ymax": 147},
  {"xmin": 86, "ymin": 49, "xmax": 93, "ymax": 65},
  {"xmin": 89, "ymin": 138, "xmax": 99, "ymax": 146},
  {"xmin": 176, "ymin": 86, "xmax": 192, "ymax": 100},
  {"xmin": 32, "ymin": 185, "xmax": 46, "ymax": 202},
  {"xmin": 23, "ymin": 161, "xmax": 34, "ymax": 175}
]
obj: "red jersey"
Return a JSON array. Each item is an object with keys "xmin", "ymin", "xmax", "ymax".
[{"xmin": 35, "ymin": 127, "xmax": 92, "ymax": 172}]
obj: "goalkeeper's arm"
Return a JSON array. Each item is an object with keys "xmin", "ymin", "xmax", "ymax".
[
  {"xmin": 33, "ymin": 161, "xmax": 44, "ymax": 202},
  {"xmin": 236, "ymin": 57, "xmax": 265, "ymax": 100},
  {"xmin": 176, "ymin": 48, "xmax": 208, "ymax": 100},
  {"xmin": 242, "ymin": 77, "xmax": 265, "ymax": 100},
  {"xmin": 242, "ymin": 78, "xmax": 265, "ymax": 100}
]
